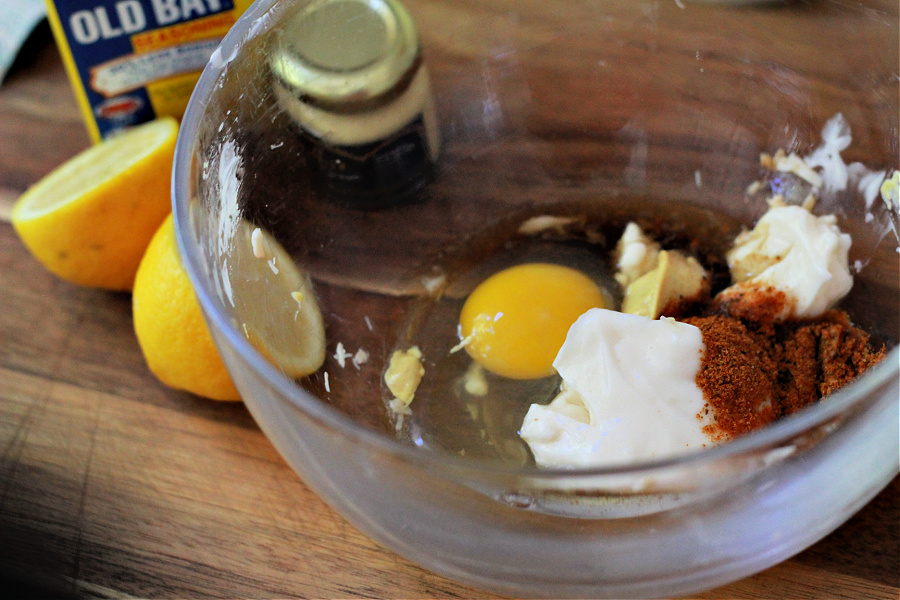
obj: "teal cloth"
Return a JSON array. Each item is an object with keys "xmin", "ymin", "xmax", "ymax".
[{"xmin": 0, "ymin": 0, "xmax": 47, "ymax": 83}]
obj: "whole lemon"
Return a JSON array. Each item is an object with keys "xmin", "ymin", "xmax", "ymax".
[{"xmin": 133, "ymin": 214, "xmax": 240, "ymax": 401}]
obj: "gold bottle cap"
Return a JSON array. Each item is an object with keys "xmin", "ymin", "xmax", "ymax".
[{"xmin": 270, "ymin": 0, "xmax": 421, "ymax": 113}]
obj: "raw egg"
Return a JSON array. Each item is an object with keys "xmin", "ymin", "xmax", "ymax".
[{"xmin": 458, "ymin": 263, "xmax": 610, "ymax": 379}]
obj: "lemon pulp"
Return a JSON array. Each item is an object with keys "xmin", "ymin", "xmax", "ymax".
[
  {"xmin": 11, "ymin": 117, "xmax": 178, "ymax": 290},
  {"xmin": 227, "ymin": 220, "xmax": 327, "ymax": 379}
]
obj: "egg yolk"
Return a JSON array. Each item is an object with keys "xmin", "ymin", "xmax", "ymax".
[{"xmin": 458, "ymin": 263, "xmax": 610, "ymax": 379}]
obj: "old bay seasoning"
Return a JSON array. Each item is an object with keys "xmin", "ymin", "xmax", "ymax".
[{"xmin": 45, "ymin": 0, "xmax": 253, "ymax": 141}]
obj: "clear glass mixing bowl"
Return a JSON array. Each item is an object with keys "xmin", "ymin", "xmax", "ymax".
[{"xmin": 173, "ymin": 0, "xmax": 899, "ymax": 596}]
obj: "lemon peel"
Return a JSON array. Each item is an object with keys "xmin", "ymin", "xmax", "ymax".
[{"xmin": 133, "ymin": 214, "xmax": 241, "ymax": 401}]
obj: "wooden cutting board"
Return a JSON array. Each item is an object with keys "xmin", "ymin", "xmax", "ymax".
[{"xmin": 0, "ymin": 23, "xmax": 896, "ymax": 600}]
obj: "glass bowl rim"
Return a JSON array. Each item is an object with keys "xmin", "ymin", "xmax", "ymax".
[{"xmin": 172, "ymin": 0, "xmax": 900, "ymax": 481}]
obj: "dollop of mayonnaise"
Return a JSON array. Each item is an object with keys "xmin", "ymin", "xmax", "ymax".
[
  {"xmin": 724, "ymin": 204, "xmax": 852, "ymax": 319},
  {"xmin": 614, "ymin": 222, "xmax": 661, "ymax": 287},
  {"xmin": 519, "ymin": 309, "xmax": 710, "ymax": 469}
]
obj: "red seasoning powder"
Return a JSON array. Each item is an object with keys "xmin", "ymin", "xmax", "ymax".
[{"xmin": 683, "ymin": 310, "xmax": 885, "ymax": 441}]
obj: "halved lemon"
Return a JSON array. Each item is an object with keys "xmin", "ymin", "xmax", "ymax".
[
  {"xmin": 226, "ymin": 220, "xmax": 326, "ymax": 379},
  {"xmin": 11, "ymin": 118, "xmax": 178, "ymax": 291}
]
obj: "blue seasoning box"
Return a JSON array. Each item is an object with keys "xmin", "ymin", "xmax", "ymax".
[{"xmin": 44, "ymin": 0, "xmax": 253, "ymax": 141}]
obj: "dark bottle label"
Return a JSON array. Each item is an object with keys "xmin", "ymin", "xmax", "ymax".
[{"xmin": 305, "ymin": 116, "xmax": 434, "ymax": 207}]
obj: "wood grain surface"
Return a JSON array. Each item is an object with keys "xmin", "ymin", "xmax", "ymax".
[{"xmin": 0, "ymin": 20, "xmax": 897, "ymax": 600}]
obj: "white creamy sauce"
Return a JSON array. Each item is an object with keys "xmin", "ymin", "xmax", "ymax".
[
  {"xmin": 614, "ymin": 222, "xmax": 660, "ymax": 287},
  {"xmin": 519, "ymin": 309, "xmax": 710, "ymax": 469},
  {"xmin": 804, "ymin": 113, "xmax": 854, "ymax": 194},
  {"xmin": 513, "ymin": 114, "xmax": 885, "ymax": 469},
  {"xmin": 725, "ymin": 205, "xmax": 852, "ymax": 319}
]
